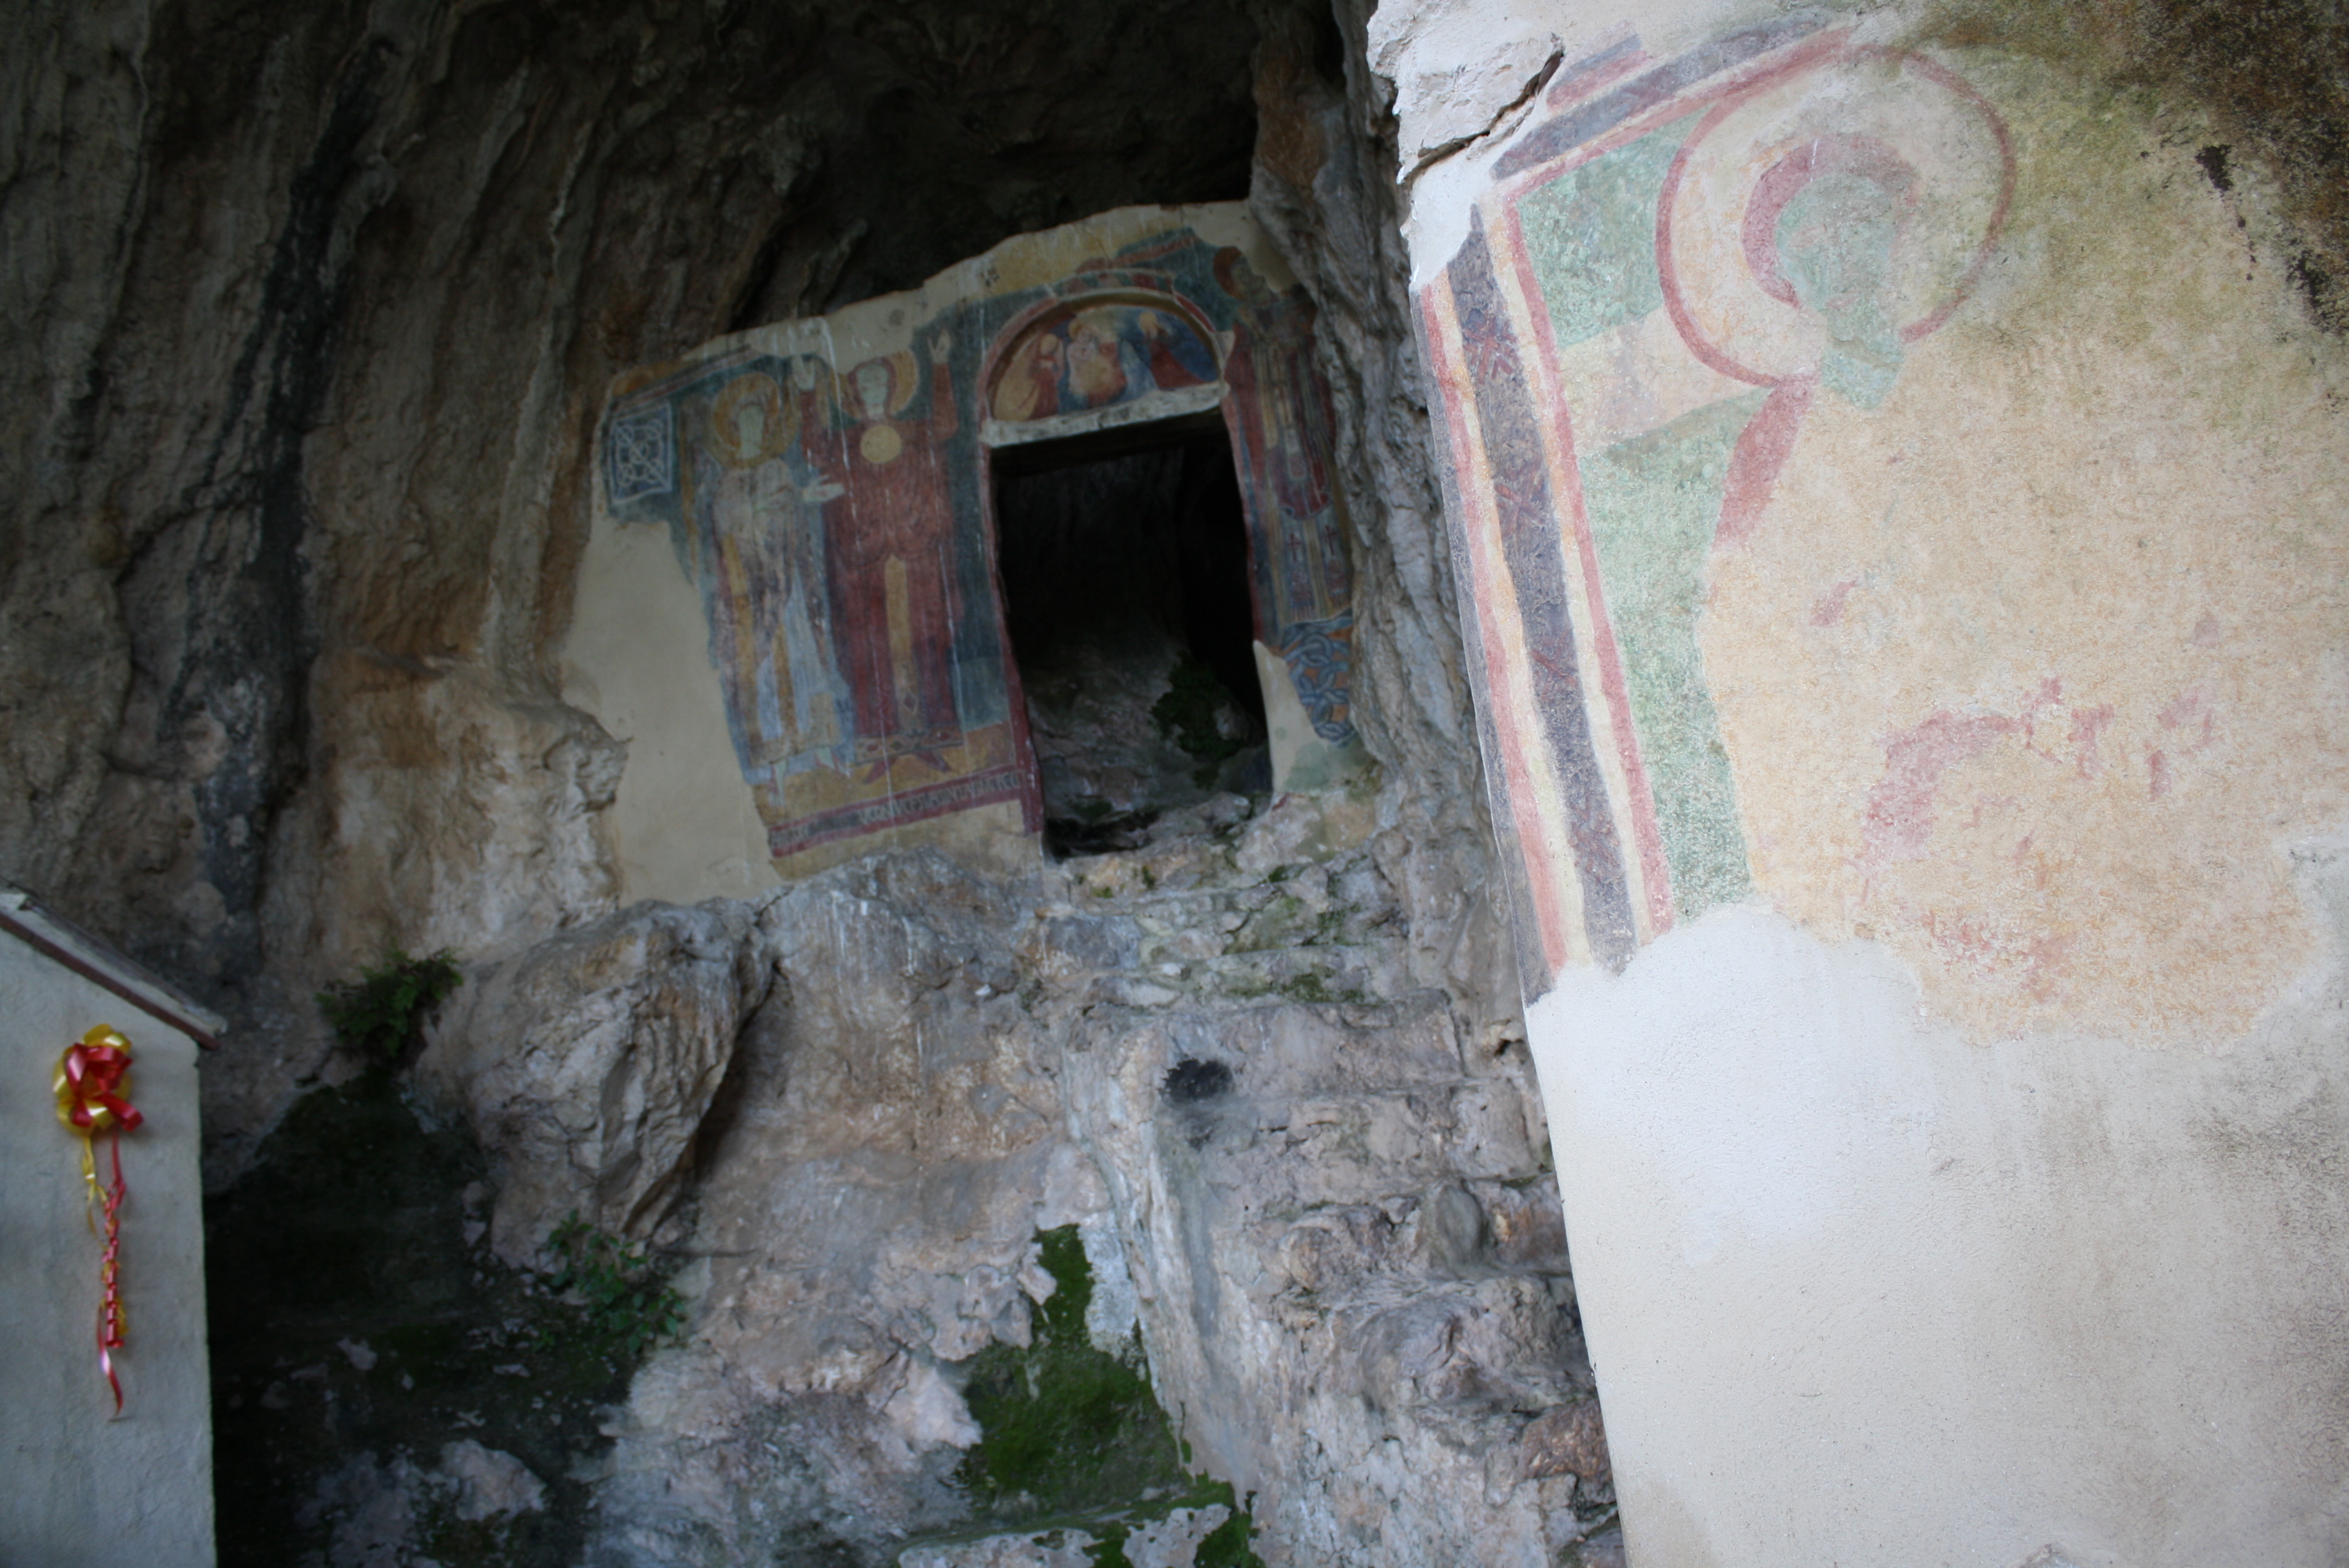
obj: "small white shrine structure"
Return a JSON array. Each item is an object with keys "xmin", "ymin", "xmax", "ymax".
[{"xmin": 0, "ymin": 887, "xmax": 221, "ymax": 1567}]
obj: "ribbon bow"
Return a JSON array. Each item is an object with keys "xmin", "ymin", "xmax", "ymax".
[
  {"xmin": 56, "ymin": 1026, "xmax": 141, "ymax": 1412},
  {"xmin": 56, "ymin": 1028, "xmax": 143, "ymax": 1140}
]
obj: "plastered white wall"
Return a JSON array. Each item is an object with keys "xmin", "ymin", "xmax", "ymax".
[
  {"xmin": 561, "ymin": 508, "xmax": 782, "ymax": 905},
  {"xmin": 1529, "ymin": 872, "xmax": 2349, "ymax": 1567},
  {"xmin": 0, "ymin": 942, "xmax": 216, "ymax": 1567}
]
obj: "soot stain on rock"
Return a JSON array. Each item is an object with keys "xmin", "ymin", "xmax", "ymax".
[
  {"xmin": 1164, "ymin": 1057, "xmax": 1235, "ymax": 1104},
  {"xmin": 1165, "ymin": 1057, "xmax": 1236, "ymax": 1152},
  {"xmin": 1929, "ymin": 0, "xmax": 2349, "ymax": 333}
]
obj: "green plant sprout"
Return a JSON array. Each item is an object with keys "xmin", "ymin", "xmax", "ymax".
[
  {"xmin": 316, "ymin": 947, "xmax": 463, "ymax": 1068},
  {"xmin": 544, "ymin": 1213, "xmax": 686, "ymax": 1361}
]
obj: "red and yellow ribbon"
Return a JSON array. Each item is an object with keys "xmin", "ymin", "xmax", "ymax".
[{"xmin": 56, "ymin": 1025, "xmax": 142, "ymax": 1412}]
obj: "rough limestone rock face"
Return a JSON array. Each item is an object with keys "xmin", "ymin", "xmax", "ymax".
[
  {"xmin": 418, "ymin": 897, "xmax": 780, "ymax": 1260},
  {"xmin": 1246, "ymin": 0, "xmax": 1530, "ymax": 1023},
  {"xmin": 4, "ymin": 0, "xmax": 1605, "ymax": 1562},
  {"xmin": 0, "ymin": 0, "xmax": 1286, "ymax": 1180},
  {"xmin": 1058, "ymin": 990, "xmax": 1588, "ymax": 1562},
  {"xmin": 506, "ymin": 798, "xmax": 1605, "ymax": 1565}
]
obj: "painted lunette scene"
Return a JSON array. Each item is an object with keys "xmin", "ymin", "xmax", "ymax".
[
  {"xmin": 599, "ymin": 208, "xmax": 1355, "ymax": 872},
  {"xmin": 1423, "ymin": 21, "xmax": 2019, "ymax": 987}
]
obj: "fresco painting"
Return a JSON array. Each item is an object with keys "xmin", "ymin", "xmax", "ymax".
[
  {"xmin": 1217, "ymin": 254, "xmax": 1357, "ymax": 744},
  {"xmin": 1574, "ymin": 392, "xmax": 1764, "ymax": 918},
  {"xmin": 988, "ymin": 300, "xmax": 1218, "ymax": 423},
  {"xmin": 608, "ymin": 336, "xmax": 1024, "ymax": 866},
  {"xmin": 985, "ymin": 262, "xmax": 1360, "ymax": 747},
  {"xmin": 597, "ymin": 209, "xmax": 1357, "ymax": 875},
  {"xmin": 1426, "ymin": 212, "xmax": 1642, "ymax": 977},
  {"xmin": 1422, "ymin": 30, "xmax": 2017, "ymax": 975},
  {"xmin": 1423, "ymin": 25, "xmax": 2349, "ymax": 1037}
]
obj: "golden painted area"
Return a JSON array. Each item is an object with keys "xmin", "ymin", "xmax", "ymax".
[
  {"xmin": 767, "ymin": 722, "xmax": 1019, "ymax": 819},
  {"xmin": 1702, "ymin": 66, "xmax": 2349, "ymax": 1042},
  {"xmin": 767, "ymin": 798, "xmax": 1034, "ymax": 881}
]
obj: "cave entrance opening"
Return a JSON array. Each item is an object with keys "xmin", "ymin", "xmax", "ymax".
[{"xmin": 989, "ymin": 412, "xmax": 1270, "ymax": 857}]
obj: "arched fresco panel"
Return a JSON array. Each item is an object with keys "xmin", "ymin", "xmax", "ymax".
[
  {"xmin": 983, "ymin": 293, "xmax": 1222, "ymax": 432},
  {"xmin": 980, "ymin": 272, "xmax": 1361, "ymax": 758},
  {"xmin": 586, "ymin": 204, "xmax": 1359, "ymax": 887}
]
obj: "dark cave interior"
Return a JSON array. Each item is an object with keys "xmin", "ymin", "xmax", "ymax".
[{"xmin": 992, "ymin": 424, "xmax": 1270, "ymax": 853}]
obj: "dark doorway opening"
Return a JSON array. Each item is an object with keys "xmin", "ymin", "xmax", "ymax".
[{"xmin": 991, "ymin": 418, "xmax": 1270, "ymax": 857}]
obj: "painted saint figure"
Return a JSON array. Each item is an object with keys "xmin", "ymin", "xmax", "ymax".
[
  {"xmin": 797, "ymin": 338, "xmax": 968, "ymax": 771},
  {"xmin": 1743, "ymin": 134, "xmax": 1919, "ymax": 410},
  {"xmin": 684, "ymin": 365, "xmax": 852, "ymax": 781}
]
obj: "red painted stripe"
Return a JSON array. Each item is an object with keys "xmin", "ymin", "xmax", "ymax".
[
  {"xmin": 1714, "ymin": 377, "xmax": 1815, "ymax": 550},
  {"xmin": 1497, "ymin": 205, "xmax": 1677, "ymax": 939},
  {"xmin": 1418, "ymin": 281, "xmax": 1574, "ymax": 980}
]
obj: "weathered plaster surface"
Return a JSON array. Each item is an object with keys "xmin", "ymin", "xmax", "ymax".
[
  {"xmin": 1405, "ymin": 20, "xmax": 2349, "ymax": 1035},
  {"xmin": 1704, "ymin": 55, "xmax": 2349, "ymax": 1042},
  {"xmin": 1385, "ymin": 0, "xmax": 2349, "ymax": 1560},
  {"xmin": 1374, "ymin": 0, "xmax": 1813, "ymax": 277},
  {"xmin": 561, "ymin": 506, "xmax": 779, "ymax": 904}
]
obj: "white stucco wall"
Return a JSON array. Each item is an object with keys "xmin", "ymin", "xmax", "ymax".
[
  {"xmin": 1529, "ymin": 887, "xmax": 2349, "ymax": 1567},
  {"xmin": 0, "ymin": 921, "xmax": 218, "ymax": 1567}
]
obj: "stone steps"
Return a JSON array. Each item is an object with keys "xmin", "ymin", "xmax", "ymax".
[
  {"xmin": 1082, "ymin": 940, "xmax": 1401, "ymax": 1010},
  {"xmin": 1039, "ymin": 832, "xmax": 1414, "ymax": 1009}
]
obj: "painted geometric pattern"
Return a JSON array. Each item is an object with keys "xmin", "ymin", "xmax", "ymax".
[
  {"xmin": 1279, "ymin": 613, "xmax": 1358, "ymax": 743},
  {"xmin": 605, "ymin": 403, "xmax": 675, "ymax": 503}
]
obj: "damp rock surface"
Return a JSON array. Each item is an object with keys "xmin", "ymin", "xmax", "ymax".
[
  {"xmin": 215, "ymin": 798, "xmax": 1588, "ymax": 1565},
  {"xmin": 0, "ymin": 0, "xmax": 1332, "ymax": 1185}
]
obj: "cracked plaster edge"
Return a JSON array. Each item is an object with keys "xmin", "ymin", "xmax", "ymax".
[{"xmin": 1368, "ymin": 0, "xmax": 1859, "ymax": 287}]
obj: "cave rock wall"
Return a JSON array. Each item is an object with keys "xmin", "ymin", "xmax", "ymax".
[{"xmin": 0, "ymin": 0, "xmax": 1599, "ymax": 1562}]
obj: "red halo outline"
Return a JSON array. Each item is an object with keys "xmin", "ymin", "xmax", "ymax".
[{"xmin": 1654, "ymin": 45, "xmax": 2017, "ymax": 388}]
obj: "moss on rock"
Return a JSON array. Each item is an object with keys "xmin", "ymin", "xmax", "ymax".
[{"xmin": 933, "ymin": 1225, "xmax": 1264, "ymax": 1565}]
